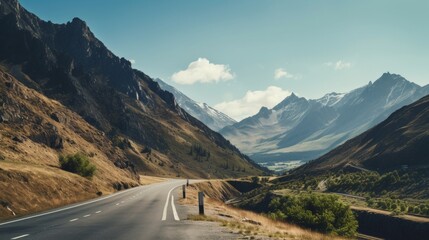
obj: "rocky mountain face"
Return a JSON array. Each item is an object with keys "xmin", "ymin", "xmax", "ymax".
[
  {"xmin": 155, "ymin": 79, "xmax": 236, "ymax": 131},
  {"xmin": 0, "ymin": 0, "xmax": 264, "ymax": 183},
  {"xmin": 220, "ymin": 73, "xmax": 429, "ymax": 165}
]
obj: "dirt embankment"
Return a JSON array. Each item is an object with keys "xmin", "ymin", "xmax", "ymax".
[{"xmin": 190, "ymin": 181, "xmax": 241, "ymax": 201}]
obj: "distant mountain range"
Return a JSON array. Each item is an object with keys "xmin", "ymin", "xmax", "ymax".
[
  {"xmin": 288, "ymin": 90, "xmax": 429, "ymax": 199},
  {"xmin": 220, "ymin": 73, "xmax": 429, "ymax": 165},
  {"xmin": 294, "ymin": 92, "xmax": 429, "ymax": 175},
  {"xmin": 155, "ymin": 79, "xmax": 236, "ymax": 131}
]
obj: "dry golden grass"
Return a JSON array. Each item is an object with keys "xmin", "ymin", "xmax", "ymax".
[
  {"xmin": 0, "ymin": 69, "xmax": 139, "ymax": 220},
  {"xmin": 0, "ymin": 161, "xmax": 98, "ymax": 220},
  {"xmin": 180, "ymin": 181, "xmax": 346, "ymax": 240},
  {"xmin": 139, "ymin": 175, "xmax": 169, "ymax": 185},
  {"xmin": 190, "ymin": 181, "xmax": 241, "ymax": 201}
]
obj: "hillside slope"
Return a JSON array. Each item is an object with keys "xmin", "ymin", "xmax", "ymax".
[
  {"xmin": 0, "ymin": 0, "xmax": 264, "ymax": 180},
  {"xmin": 0, "ymin": 68, "xmax": 139, "ymax": 218}
]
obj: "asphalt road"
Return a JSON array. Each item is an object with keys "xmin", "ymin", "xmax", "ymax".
[{"xmin": 0, "ymin": 179, "xmax": 211, "ymax": 240}]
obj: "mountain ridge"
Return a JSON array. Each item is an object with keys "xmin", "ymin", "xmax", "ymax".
[
  {"xmin": 0, "ymin": 0, "xmax": 266, "ymax": 182},
  {"xmin": 220, "ymin": 72, "xmax": 429, "ymax": 168},
  {"xmin": 283, "ymin": 92, "xmax": 429, "ymax": 199},
  {"xmin": 155, "ymin": 78, "xmax": 236, "ymax": 131}
]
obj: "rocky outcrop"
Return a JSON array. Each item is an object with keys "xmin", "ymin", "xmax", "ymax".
[{"xmin": 50, "ymin": 112, "xmax": 68, "ymax": 124}]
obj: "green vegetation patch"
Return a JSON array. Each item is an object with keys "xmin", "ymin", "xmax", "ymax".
[
  {"xmin": 268, "ymin": 193, "xmax": 358, "ymax": 237},
  {"xmin": 189, "ymin": 143, "xmax": 210, "ymax": 162},
  {"xmin": 327, "ymin": 169, "xmax": 429, "ymax": 201},
  {"xmin": 367, "ymin": 197, "xmax": 429, "ymax": 216},
  {"xmin": 59, "ymin": 153, "xmax": 96, "ymax": 178}
]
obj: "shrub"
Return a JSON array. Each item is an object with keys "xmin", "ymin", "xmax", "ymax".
[
  {"xmin": 251, "ymin": 176, "xmax": 260, "ymax": 184},
  {"xmin": 59, "ymin": 153, "xmax": 96, "ymax": 178},
  {"xmin": 260, "ymin": 177, "xmax": 269, "ymax": 184},
  {"xmin": 268, "ymin": 193, "xmax": 358, "ymax": 237}
]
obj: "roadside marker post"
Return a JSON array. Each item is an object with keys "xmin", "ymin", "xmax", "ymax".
[
  {"xmin": 182, "ymin": 185, "xmax": 186, "ymax": 199},
  {"xmin": 198, "ymin": 192, "xmax": 204, "ymax": 215}
]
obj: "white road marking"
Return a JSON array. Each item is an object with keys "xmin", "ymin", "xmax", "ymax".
[
  {"xmin": 116, "ymin": 203, "xmax": 120, "ymax": 206},
  {"xmin": 69, "ymin": 218, "xmax": 79, "ymax": 222},
  {"xmin": 162, "ymin": 185, "xmax": 181, "ymax": 221},
  {"xmin": 95, "ymin": 211, "xmax": 101, "ymax": 214},
  {"xmin": 171, "ymin": 195, "xmax": 180, "ymax": 221},
  {"xmin": 83, "ymin": 214, "xmax": 91, "ymax": 218},
  {"xmin": 0, "ymin": 186, "xmax": 143, "ymax": 226},
  {"xmin": 11, "ymin": 234, "xmax": 29, "ymax": 239}
]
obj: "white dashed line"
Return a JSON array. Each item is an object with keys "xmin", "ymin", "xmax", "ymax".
[
  {"xmin": 0, "ymin": 186, "xmax": 142, "ymax": 226},
  {"xmin": 83, "ymin": 214, "xmax": 91, "ymax": 218},
  {"xmin": 95, "ymin": 211, "xmax": 101, "ymax": 214},
  {"xmin": 116, "ymin": 203, "xmax": 120, "ymax": 206},
  {"xmin": 69, "ymin": 218, "xmax": 79, "ymax": 222},
  {"xmin": 11, "ymin": 234, "xmax": 29, "ymax": 239}
]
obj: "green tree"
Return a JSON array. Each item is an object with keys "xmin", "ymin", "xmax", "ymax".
[{"xmin": 268, "ymin": 193, "xmax": 358, "ymax": 237}]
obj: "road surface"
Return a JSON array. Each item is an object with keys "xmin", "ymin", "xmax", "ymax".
[{"xmin": 0, "ymin": 179, "xmax": 217, "ymax": 240}]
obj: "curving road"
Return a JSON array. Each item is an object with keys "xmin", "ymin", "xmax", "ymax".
[{"xmin": 0, "ymin": 179, "xmax": 209, "ymax": 240}]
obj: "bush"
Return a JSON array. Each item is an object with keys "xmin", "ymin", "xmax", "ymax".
[
  {"xmin": 59, "ymin": 153, "xmax": 96, "ymax": 178},
  {"xmin": 251, "ymin": 176, "xmax": 260, "ymax": 184},
  {"xmin": 268, "ymin": 193, "xmax": 358, "ymax": 237}
]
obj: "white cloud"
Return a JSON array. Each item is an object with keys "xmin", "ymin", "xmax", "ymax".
[
  {"xmin": 325, "ymin": 60, "xmax": 351, "ymax": 70},
  {"xmin": 214, "ymin": 86, "xmax": 291, "ymax": 121},
  {"xmin": 129, "ymin": 59, "xmax": 136, "ymax": 65},
  {"xmin": 274, "ymin": 68, "xmax": 295, "ymax": 79},
  {"xmin": 171, "ymin": 58, "xmax": 234, "ymax": 84}
]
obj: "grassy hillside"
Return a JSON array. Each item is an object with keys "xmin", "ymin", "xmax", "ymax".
[{"xmin": 0, "ymin": 69, "xmax": 139, "ymax": 219}]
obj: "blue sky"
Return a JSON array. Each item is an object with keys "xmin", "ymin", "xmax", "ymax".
[{"xmin": 21, "ymin": 0, "xmax": 429, "ymax": 120}]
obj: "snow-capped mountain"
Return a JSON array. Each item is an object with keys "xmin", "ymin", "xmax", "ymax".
[
  {"xmin": 316, "ymin": 92, "xmax": 345, "ymax": 107},
  {"xmin": 220, "ymin": 73, "xmax": 429, "ymax": 164},
  {"xmin": 155, "ymin": 79, "xmax": 236, "ymax": 131}
]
